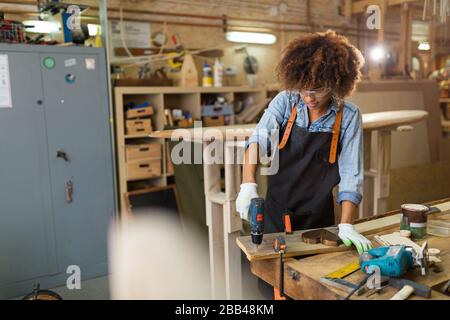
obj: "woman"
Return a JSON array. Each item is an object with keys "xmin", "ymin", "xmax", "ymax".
[{"xmin": 236, "ymin": 30, "xmax": 372, "ymax": 255}]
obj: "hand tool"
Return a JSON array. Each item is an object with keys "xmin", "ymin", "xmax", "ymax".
[
  {"xmin": 343, "ymin": 274, "xmax": 372, "ymax": 300},
  {"xmin": 389, "ymin": 278, "xmax": 431, "ymax": 299},
  {"xmin": 319, "ymin": 277, "xmax": 366, "ymax": 296},
  {"xmin": 365, "ymin": 284, "xmax": 389, "ymax": 297},
  {"xmin": 283, "ymin": 213, "xmax": 292, "ymax": 235},
  {"xmin": 273, "ymin": 235, "xmax": 287, "ymax": 300},
  {"xmin": 359, "ymin": 243, "xmax": 429, "ymax": 278},
  {"xmin": 249, "ymin": 198, "xmax": 264, "ymax": 249},
  {"xmin": 325, "ymin": 261, "xmax": 360, "ymax": 279}
]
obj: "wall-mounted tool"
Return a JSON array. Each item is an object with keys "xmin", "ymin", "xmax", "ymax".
[
  {"xmin": 235, "ymin": 46, "xmax": 258, "ymax": 75},
  {"xmin": 273, "ymin": 235, "xmax": 287, "ymax": 300},
  {"xmin": 250, "ymin": 198, "xmax": 264, "ymax": 249}
]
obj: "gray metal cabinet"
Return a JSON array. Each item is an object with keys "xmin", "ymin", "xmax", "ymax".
[{"xmin": 0, "ymin": 45, "xmax": 116, "ymax": 299}]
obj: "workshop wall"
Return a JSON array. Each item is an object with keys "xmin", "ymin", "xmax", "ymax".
[
  {"xmin": 97, "ymin": 0, "xmax": 357, "ymax": 86},
  {"xmin": 102, "ymin": 0, "xmax": 356, "ymax": 86}
]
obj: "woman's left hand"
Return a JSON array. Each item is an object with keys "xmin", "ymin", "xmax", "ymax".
[{"xmin": 338, "ymin": 223, "xmax": 373, "ymax": 255}]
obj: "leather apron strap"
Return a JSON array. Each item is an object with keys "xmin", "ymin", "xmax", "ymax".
[
  {"xmin": 328, "ymin": 100, "xmax": 343, "ymax": 164},
  {"xmin": 278, "ymin": 98, "xmax": 344, "ymax": 164},
  {"xmin": 278, "ymin": 102, "xmax": 298, "ymax": 150}
]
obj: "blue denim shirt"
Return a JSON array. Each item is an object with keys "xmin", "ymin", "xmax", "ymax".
[{"xmin": 246, "ymin": 90, "xmax": 364, "ymax": 206}]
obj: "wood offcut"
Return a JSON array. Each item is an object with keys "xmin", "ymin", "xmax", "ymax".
[{"xmin": 302, "ymin": 229, "xmax": 342, "ymax": 247}]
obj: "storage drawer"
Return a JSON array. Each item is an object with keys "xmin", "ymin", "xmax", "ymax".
[
  {"xmin": 126, "ymin": 119, "xmax": 153, "ymax": 135},
  {"xmin": 203, "ymin": 115, "xmax": 225, "ymax": 127},
  {"xmin": 126, "ymin": 106, "xmax": 154, "ymax": 119},
  {"xmin": 126, "ymin": 143, "xmax": 161, "ymax": 161},
  {"xmin": 127, "ymin": 159, "xmax": 162, "ymax": 181}
]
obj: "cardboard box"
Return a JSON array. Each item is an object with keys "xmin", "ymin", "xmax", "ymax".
[
  {"xmin": 126, "ymin": 106, "xmax": 154, "ymax": 119},
  {"xmin": 126, "ymin": 119, "xmax": 153, "ymax": 135},
  {"xmin": 126, "ymin": 143, "xmax": 161, "ymax": 161},
  {"xmin": 127, "ymin": 159, "xmax": 162, "ymax": 181}
]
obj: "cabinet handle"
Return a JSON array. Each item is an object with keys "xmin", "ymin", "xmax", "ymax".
[
  {"xmin": 65, "ymin": 179, "xmax": 73, "ymax": 204},
  {"xmin": 56, "ymin": 150, "xmax": 70, "ymax": 162}
]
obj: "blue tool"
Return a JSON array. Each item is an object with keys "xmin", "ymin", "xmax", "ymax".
[
  {"xmin": 359, "ymin": 244, "xmax": 428, "ymax": 278},
  {"xmin": 250, "ymin": 198, "xmax": 264, "ymax": 247}
]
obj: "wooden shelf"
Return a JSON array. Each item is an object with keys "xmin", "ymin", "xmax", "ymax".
[
  {"xmin": 440, "ymin": 99, "xmax": 450, "ymax": 103},
  {"xmin": 114, "ymin": 85, "xmax": 270, "ymax": 215},
  {"xmin": 126, "ymin": 175, "xmax": 164, "ymax": 182},
  {"xmin": 124, "ymin": 134, "xmax": 152, "ymax": 139}
]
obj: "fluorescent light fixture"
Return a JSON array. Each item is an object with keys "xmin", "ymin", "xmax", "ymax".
[
  {"xmin": 418, "ymin": 42, "xmax": 430, "ymax": 51},
  {"xmin": 370, "ymin": 46, "xmax": 385, "ymax": 62},
  {"xmin": 87, "ymin": 24, "xmax": 100, "ymax": 37},
  {"xmin": 225, "ymin": 31, "xmax": 276, "ymax": 44},
  {"xmin": 23, "ymin": 20, "xmax": 59, "ymax": 34}
]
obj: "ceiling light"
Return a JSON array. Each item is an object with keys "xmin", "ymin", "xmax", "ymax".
[
  {"xmin": 370, "ymin": 46, "xmax": 386, "ymax": 62},
  {"xmin": 225, "ymin": 31, "xmax": 277, "ymax": 45},
  {"xmin": 23, "ymin": 20, "xmax": 59, "ymax": 34},
  {"xmin": 87, "ymin": 24, "xmax": 100, "ymax": 37},
  {"xmin": 418, "ymin": 42, "xmax": 430, "ymax": 51}
]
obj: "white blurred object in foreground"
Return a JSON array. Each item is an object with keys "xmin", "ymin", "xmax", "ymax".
[{"xmin": 108, "ymin": 210, "xmax": 211, "ymax": 299}]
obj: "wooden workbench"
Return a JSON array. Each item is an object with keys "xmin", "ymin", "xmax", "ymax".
[
  {"xmin": 149, "ymin": 110, "xmax": 428, "ymax": 300},
  {"xmin": 239, "ymin": 199, "xmax": 450, "ymax": 300}
]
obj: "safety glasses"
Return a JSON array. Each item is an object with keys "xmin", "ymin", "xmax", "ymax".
[{"xmin": 299, "ymin": 88, "xmax": 332, "ymax": 100}]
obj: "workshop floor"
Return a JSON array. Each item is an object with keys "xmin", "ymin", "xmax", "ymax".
[{"xmin": 12, "ymin": 255, "xmax": 266, "ymax": 300}]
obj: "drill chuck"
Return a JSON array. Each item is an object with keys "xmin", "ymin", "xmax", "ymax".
[{"xmin": 250, "ymin": 198, "xmax": 265, "ymax": 245}]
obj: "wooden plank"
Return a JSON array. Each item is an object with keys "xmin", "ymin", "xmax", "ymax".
[
  {"xmin": 237, "ymin": 213, "xmax": 402, "ymax": 261},
  {"xmin": 238, "ymin": 228, "xmax": 351, "ymax": 262},
  {"xmin": 150, "ymin": 111, "xmax": 429, "ymax": 141}
]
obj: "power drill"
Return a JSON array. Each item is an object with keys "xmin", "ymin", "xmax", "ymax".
[{"xmin": 250, "ymin": 198, "xmax": 264, "ymax": 248}]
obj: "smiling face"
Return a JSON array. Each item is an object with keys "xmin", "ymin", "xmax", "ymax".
[{"xmin": 300, "ymin": 88, "xmax": 332, "ymax": 110}]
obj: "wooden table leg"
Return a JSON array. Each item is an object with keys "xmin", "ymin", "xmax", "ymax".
[
  {"xmin": 223, "ymin": 142, "xmax": 243, "ymax": 299},
  {"xmin": 203, "ymin": 141, "xmax": 226, "ymax": 299},
  {"xmin": 373, "ymin": 130, "xmax": 391, "ymax": 215}
]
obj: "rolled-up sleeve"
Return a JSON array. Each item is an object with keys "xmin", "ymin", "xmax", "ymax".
[
  {"xmin": 337, "ymin": 108, "xmax": 364, "ymax": 206},
  {"xmin": 245, "ymin": 92, "xmax": 288, "ymax": 155}
]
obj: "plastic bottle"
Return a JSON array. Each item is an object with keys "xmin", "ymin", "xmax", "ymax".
[
  {"xmin": 202, "ymin": 63, "xmax": 213, "ymax": 87},
  {"xmin": 213, "ymin": 58, "xmax": 223, "ymax": 87}
]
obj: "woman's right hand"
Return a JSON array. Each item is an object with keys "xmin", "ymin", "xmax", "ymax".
[{"xmin": 236, "ymin": 183, "xmax": 259, "ymax": 222}]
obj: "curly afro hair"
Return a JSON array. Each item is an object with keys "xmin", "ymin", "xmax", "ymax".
[{"xmin": 276, "ymin": 30, "xmax": 365, "ymax": 98}]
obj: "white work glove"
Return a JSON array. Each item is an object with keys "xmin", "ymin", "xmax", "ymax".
[
  {"xmin": 338, "ymin": 223, "xmax": 373, "ymax": 255},
  {"xmin": 236, "ymin": 183, "xmax": 259, "ymax": 222}
]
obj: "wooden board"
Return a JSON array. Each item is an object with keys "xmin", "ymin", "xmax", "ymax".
[
  {"xmin": 237, "ymin": 215, "xmax": 401, "ymax": 262},
  {"xmin": 149, "ymin": 110, "xmax": 428, "ymax": 142}
]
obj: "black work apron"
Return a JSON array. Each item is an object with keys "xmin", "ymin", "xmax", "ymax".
[{"xmin": 264, "ymin": 100, "xmax": 343, "ymax": 233}]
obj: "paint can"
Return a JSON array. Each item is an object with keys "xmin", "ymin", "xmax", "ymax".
[{"xmin": 400, "ymin": 204, "xmax": 429, "ymax": 240}]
